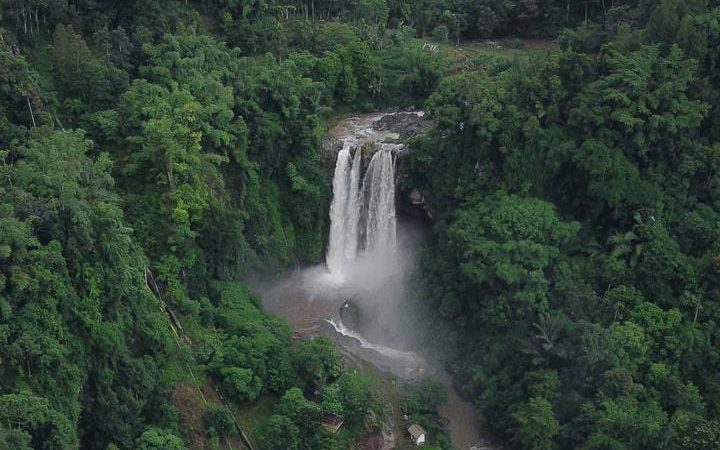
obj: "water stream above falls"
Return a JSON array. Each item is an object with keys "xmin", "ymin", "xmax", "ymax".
[{"xmin": 258, "ymin": 112, "xmax": 494, "ymax": 450}]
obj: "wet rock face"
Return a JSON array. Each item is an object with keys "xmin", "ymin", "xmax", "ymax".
[
  {"xmin": 321, "ymin": 134, "xmax": 343, "ymax": 160},
  {"xmin": 323, "ymin": 111, "xmax": 431, "ymax": 162},
  {"xmin": 409, "ymin": 188, "xmax": 425, "ymax": 206},
  {"xmin": 339, "ymin": 299, "xmax": 365, "ymax": 330},
  {"xmin": 372, "ymin": 112, "xmax": 432, "ymax": 141}
]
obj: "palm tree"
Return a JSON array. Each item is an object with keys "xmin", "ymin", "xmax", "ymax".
[
  {"xmin": 608, "ymin": 230, "xmax": 642, "ymax": 268},
  {"xmin": 522, "ymin": 314, "xmax": 567, "ymax": 366}
]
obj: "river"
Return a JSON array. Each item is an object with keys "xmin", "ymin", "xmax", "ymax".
[{"xmin": 257, "ymin": 113, "xmax": 497, "ymax": 450}]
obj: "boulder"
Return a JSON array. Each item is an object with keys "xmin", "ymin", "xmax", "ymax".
[{"xmin": 372, "ymin": 112, "xmax": 432, "ymax": 140}]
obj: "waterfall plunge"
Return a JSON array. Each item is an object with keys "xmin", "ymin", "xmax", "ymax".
[
  {"xmin": 364, "ymin": 144, "xmax": 398, "ymax": 260},
  {"xmin": 346, "ymin": 146, "xmax": 363, "ymax": 261},
  {"xmin": 327, "ymin": 144, "xmax": 354, "ymax": 275},
  {"xmin": 326, "ymin": 143, "xmax": 397, "ymax": 279}
]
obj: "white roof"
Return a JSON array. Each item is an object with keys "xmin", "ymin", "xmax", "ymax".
[{"xmin": 408, "ymin": 424, "xmax": 427, "ymax": 438}]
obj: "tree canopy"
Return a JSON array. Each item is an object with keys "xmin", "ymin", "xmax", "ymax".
[{"xmin": 1, "ymin": 0, "xmax": 720, "ymax": 449}]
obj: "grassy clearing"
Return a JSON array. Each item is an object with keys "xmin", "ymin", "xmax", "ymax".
[
  {"xmin": 425, "ymin": 37, "xmax": 557, "ymax": 74},
  {"xmin": 161, "ymin": 356, "xmax": 198, "ymax": 386},
  {"xmin": 173, "ymin": 382, "xmax": 211, "ymax": 450},
  {"xmin": 233, "ymin": 394, "xmax": 279, "ymax": 443}
]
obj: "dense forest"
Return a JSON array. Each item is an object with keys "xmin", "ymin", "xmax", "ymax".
[
  {"xmin": 0, "ymin": 1, "xmax": 432, "ymax": 449},
  {"xmin": 408, "ymin": 2, "xmax": 720, "ymax": 449},
  {"xmin": 0, "ymin": 0, "xmax": 719, "ymax": 449}
]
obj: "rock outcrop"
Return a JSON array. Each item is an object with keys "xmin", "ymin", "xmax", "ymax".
[
  {"xmin": 372, "ymin": 112, "xmax": 432, "ymax": 141},
  {"xmin": 324, "ymin": 111, "xmax": 434, "ymax": 220}
]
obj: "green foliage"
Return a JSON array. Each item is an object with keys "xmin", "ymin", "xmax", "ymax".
[
  {"xmin": 204, "ymin": 404, "xmax": 238, "ymax": 438},
  {"xmin": 668, "ymin": 411, "xmax": 720, "ymax": 449},
  {"xmin": 403, "ymin": 379, "xmax": 447, "ymax": 413},
  {"xmin": 511, "ymin": 397, "xmax": 559, "ymax": 450},
  {"xmin": 136, "ymin": 428, "xmax": 185, "ymax": 450},
  {"xmin": 261, "ymin": 414, "xmax": 301, "ymax": 450},
  {"xmin": 402, "ymin": 379, "xmax": 453, "ymax": 449},
  {"xmin": 0, "ymin": 3, "xmax": 443, "ymax": 450},
  {"xmin": 4, "ymin": 2, "xmax": 720, "ymax": 450},
  {"xmin": 0, "ymin": 127, "xmax": 176, "ymax": 449},
  {"xmin": 0, "ymin": 393, "xmax": 76, "ymax": 449},
  {"xmin": 409, "ymin": 5, "xmax": 720, "ymax": 449},
  {"xmin": 430, "ymin": 191, "xmax": 580, "ymax": 324},
  {"xmin": 207, "ymin": 283, "xmax": 297, "ymax": 399},
  {"xmin": 222, "ymin": 367, "xmax": 263, "ymax": 401},
  {"xmin": 292, "ymin": 336, "xmax": 343, "ymax": 391},
  {"xmin": 52, "ymin": 24, "xmax": 129, "ymax": 116},
  {"xmin": 335, "ymin": 370, "xmax": 381, "ymax": 426},
  {"xmin": 0, "ymin": 423, "xmax": 32, "ymax": 450},
  {"xmin": 376, "ymin": 40, "xmax": 450, "ymax": 106},
  {"xmin": 253, "ymin": 373, "xmax": 382, "ymax": 450},
  {"xmin": 276, "ymin": 387, "xmax": 322, "ymax": 445}
]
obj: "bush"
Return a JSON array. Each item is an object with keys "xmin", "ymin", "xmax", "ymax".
[
  {"xmin": 261, "ymin": 415, "xmax": 300, "ymax": 450},
  {"xmin": 136, "ymin": 428, "xmax": 185, "ymax": 450},
  {"xmin": 222, "ymin": 367, "xmax": 263, "ymax": 402},
  {"xmin": 204, "ymin": 404, "xmax": 237, "ymax": 438},
  {"xmin": 432, "ymin": 25, "xmax": 449, "ymax": 42},
  {"xmin": 403, "ymin": 379, "xmax": 448, "ymax": 414}
]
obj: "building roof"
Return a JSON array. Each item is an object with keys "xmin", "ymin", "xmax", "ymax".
[
  {"xmin": 321, "ymin": 413, "xmax": 345, "ymax": 434},
  {"xmin": 408, "ymin": 424, "xmax": 427, "ymax": 439},
  {"xmin": 323, "ymin": 413, "xmax": 344, "ymax": 426}
]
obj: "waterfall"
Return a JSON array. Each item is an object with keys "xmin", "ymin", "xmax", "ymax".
[
  {"xmin": 363, "ymin": 145, "xmax": 397, "ymax": 260},
  {"xmin": 345, "ymin": 146, "xmax": 362, "ymax": 261},
  {"xmin": 327, "ymin": 144, "xmax": 352, "ymax": 275},
  {"xmin": 326, "ymin": 142, "xmax": 397, "ymax": 277}
]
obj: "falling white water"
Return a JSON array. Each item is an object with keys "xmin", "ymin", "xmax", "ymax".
[
  {"xmin": 363, "ymin": 145, "xmax": 397, "ymax": 261},
  {"xmin": 345, "ymin": 146, "xmax": 362, "ymax": 262},
  {"xmin": 326, "ymin": 145, "xmax": 352, "ymax": 275},
  {"xmin": 326, "ymin": 140, "xmax": 399, "ymax": 278},
  {"xmin": 263, "ymin": 112, "xmax": 488, "ymax": 450}
]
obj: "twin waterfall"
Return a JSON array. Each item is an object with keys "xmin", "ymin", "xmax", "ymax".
[{"xmin": 326, "ymin": 142, "xmax": 398, "ymax": 278}]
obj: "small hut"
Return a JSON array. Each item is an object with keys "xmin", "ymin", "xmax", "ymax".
[
  {"xmin": 408, "ymin": 424, "xmax": 427, "ymax": 446},
  {"xmin": 321, "ymin": 413, "xmax": 344, "ymax": 434}
]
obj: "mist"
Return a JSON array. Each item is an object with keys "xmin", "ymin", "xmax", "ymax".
[{"xmin": 336, "ymin": 214, "xmax": 429, "ymax": 351}]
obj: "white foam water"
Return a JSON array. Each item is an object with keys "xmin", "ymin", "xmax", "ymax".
[
  {"xmin": 325, "ymin": 318, "xmax": 419, "ymax": 363},
  {"xmin": 326, "ymin": 144, "xmax": 353, "ymax": 275},
  {"xmin": 326, "ymin": 139, "xmax": 399, "ymax": 279}
]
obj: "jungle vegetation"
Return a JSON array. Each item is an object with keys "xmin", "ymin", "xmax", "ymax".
[
  {"xmin": 407, "ymin": 1, "xmax": 720, "ymax": 449},
  {"xmin": 0, "ymin": 1, "xmax": 719, "ymax": 450}
]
